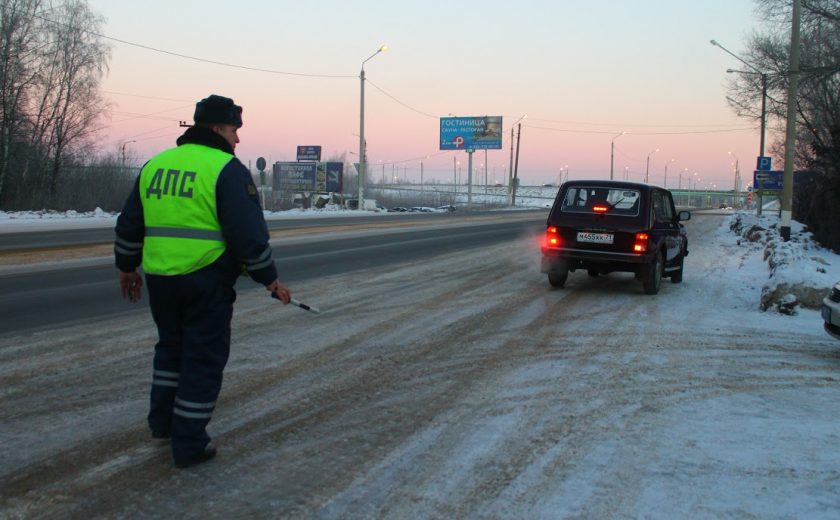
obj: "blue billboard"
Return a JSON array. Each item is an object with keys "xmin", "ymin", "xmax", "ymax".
[
  {"xmin": 296, "ymin": 145, "xmax": 322, "ymax": 161},
  {"xmin": 440, "ymin": 116, "xmax": 503, "ymax": 150},
  {"xmin": 274, "ymin": 162, "xmax": 316, "ymax": 191},
  {"xmin": 753, "ymin": 170, "xmax": 783, "ymax": 191},
  {"xmin": 317, "ymin": 162, "xmax": 344, "ymax": 193}
]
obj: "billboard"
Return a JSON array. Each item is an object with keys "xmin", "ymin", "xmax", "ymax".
[
  {"xmin": 274, "ymin": 162, "xmax": 316, "ymax": 191},
  {"xmin": 274, "ymin": 161, "xmax": 343, "ymax": 192},
  {"xmin": 316, "ymin": 162, "xmax": 344, "ymax": 192},
  {"xmin": 296, "ymin": 145, "xmax": 322, "ymax": 161},
  {"xmin": 753, "ymin": 170, "xmax": 783, "ymax": 191},
  {"xmin": 439, "ymin": 116, "xmax": 503, "ymax": 150}
]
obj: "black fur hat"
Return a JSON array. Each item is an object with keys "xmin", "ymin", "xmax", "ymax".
[{"xmin": 193, "ymin": 94, "xmax": 243, "ymax": 128}]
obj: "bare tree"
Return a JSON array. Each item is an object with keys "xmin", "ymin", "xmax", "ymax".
[
  {"xmin": 0, "ymin": 0, "xmax": 43, "ymax": 203},
  {"xmin": 731, "ymin": 0, "xmax": 840, "ymax": 249},
  {"xmin": 30, "ymin": 0, "xmax": 109, "ymax": 197}
]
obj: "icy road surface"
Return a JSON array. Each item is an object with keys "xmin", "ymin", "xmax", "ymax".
[{"xmin": 1, "ymin": 212, "xmax": 839, "ymax": 519}]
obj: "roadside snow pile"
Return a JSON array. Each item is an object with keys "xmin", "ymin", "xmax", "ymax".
[
  {"xmin": 0, "ymin": 207, "xmax": 114, "ymax": 220},
  {"xmin": 729, "ymin": 211, "xmax": 837, "ymax": 314}
]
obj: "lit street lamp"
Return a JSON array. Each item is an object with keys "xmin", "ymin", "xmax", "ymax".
[
  {"xmin": 645, "ymin": 148, "xmax": 659, "ymax": 184},
  {"xmin": 610, "ymin": 131, "xmax": 625, "ymax": 180},
  {"xmin": 358, "ymin": 44, "xmax": 387, "ymax": 210}
]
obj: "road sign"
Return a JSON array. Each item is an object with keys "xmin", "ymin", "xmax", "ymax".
[
  {"xmin": 256, "ymin": 157, "xmax": 266, "ymax": 171},
  {"xmin": 753, "ymin": 170, "xmax": 783, "ymax": 190},
  {"xmin": 296, "ymin": 146, "xmax": 322, "ymax": 162},
  {"xmin": 439, "ymin": 116, "xmax": 503, "ymax": 150},
  {"xmin": 756, "ymin": 156, "xmax": 772, "ymax": 171}
]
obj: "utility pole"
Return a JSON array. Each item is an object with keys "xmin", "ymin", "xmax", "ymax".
[
  {"xmin": 508, "ymin": 127, "xmax": 515, "ymax": 205},
  {"xmin": 512, "ymin": 123, "xmax": 522, "ymax": 206},
  {"xmin": 781, "ymin": 0, "xmax": 801, "ymax": 241}
]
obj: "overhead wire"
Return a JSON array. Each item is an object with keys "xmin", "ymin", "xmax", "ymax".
[{"xmin": 35, "ymin": 12, "xmax": 763, "ymax": 170}]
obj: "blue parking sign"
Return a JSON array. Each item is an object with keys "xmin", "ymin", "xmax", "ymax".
[{"xmin": 756, "ymin": 156, "xmax": 771, "ymax": 171}]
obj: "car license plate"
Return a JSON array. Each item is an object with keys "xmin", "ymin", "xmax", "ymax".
[
  {"xmin": 823, "ymin": 305, "xmax": 832, "ymax": 324},
  {"xmin": 577, "ymin": 232, "xmax": 614, "ymax": 244}
]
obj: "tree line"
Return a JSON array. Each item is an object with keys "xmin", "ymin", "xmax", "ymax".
[
  {"xmin": 728, "ymin": 0, "xmax": 840, "ymax": 250},
  {"xmin": 0, "ymin": 0, "xmax": 115, "ymax": 211}
]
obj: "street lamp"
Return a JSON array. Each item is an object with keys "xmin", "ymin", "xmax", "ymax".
[
  {"xmin": 728, "ymin": 151, "xmax": 740, "ymax": 207},
  {"xmin": 358, "ymin": 44, "xmax": 387, "ymax": 210},
  {"xmin": 663, "ymin": 158, "xmax": 674, "ymax": 188},
  {"xmin": 711, "ymin": 40, "xmax": 769, "ymax": 158},
  {"xmin": 645, "ymin": 148, "xmax": 659, "ymax": 184},
  {"xmin": 610, "ymin": 131, "xmax": 625, "ymax": 180}
]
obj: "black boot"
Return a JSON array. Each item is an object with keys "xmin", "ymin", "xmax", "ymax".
[{"xmin": 174, "ymin": 443, "xmax": 217, "ymax": 469}]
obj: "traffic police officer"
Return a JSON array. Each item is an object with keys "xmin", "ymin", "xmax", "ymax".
[{"xmin": 114, "ymin": 94, "xmax": 291, "ymax": 468}]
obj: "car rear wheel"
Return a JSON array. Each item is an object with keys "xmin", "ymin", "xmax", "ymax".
[
  {"xmin": 548, "ymin": 270, "xmax": 568, "ymax": 287},
  {"xmin": 642, "ymin": 250, "xmax": 663, "ymax": 295}
]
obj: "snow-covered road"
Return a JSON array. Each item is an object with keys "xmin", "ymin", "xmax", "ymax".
[{"xmin": 1, "ymin": 212, "xmax": 838, "ymax": 519}]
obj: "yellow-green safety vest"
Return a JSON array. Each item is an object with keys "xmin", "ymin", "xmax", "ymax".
[{"xmin": 139, "ymin": 144, "xmax": 233, "ymax": 275}]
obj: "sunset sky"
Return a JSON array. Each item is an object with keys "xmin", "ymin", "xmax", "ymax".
[{"xmin": 87, "ymin": 0, "xmax": 772, "ymax": 190}]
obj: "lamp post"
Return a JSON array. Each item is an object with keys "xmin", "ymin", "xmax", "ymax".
[
  {"xmin": 358, "ymin": 45, "xmax": 387, "ymax": 210},
  {"xmin": 728, "ymin": 151, "xmax": 740, "ymax": 207},
  {"xmin": 645, "ymin": 148, "xmax": 659, "ymax": 184},
  {"xmin": 711, "ymin": 40, "xmax": 769, "ymax": 158},
  {"xmin": 663, "ymin": 158, "xmax": 674, "ymax": 188},
  {"xmin": 610, "ymin": 131, "xmax": 625, "ymax": 180}
]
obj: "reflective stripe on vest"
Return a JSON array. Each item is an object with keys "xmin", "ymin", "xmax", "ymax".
[{"xmin": 139, "ymin": 144, "xmax": 233, "ymax": 275}]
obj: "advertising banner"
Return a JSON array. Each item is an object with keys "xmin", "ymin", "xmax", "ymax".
[
  {"xmin": 296, "ymin": 145, "xmax": 322, "ymax": 162},
  {"xmin": 274, "ymin": 162, "xmax": 317, "ymax": 192},
  {"xmin": 324, "ymin": 162, "xmax": 343, "ymax": 193},
  {"xmin": 439, "ymin": 116, "xmax": 503, "ymax": 150}
]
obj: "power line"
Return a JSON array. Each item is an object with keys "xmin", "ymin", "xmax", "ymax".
[
  {"xmin": 33, "ymin": 14, "xmax": 356, "ymax": 79},
  {"xmin": 104, "ymin": 90, "xmax": 193, "ymax": 103},
  {"xmin": 526, "ymin": 116, "xmax": 749, "ymax": 128},
  {"xmin": 524, "ymin": 123, "xmax": 756, "ymax": 136},
  {"xmin": 366, "ymin": 79, "xmax": 439, "ymax": 119}
]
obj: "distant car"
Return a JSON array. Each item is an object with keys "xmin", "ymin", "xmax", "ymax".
[
  {"xmin": 409, "ymin": 207, "xmax": 434, "ymax": 212},
  {"xmin": 388, "ymin": 207, "xmax": 408, "ymax": 212},
  {"xmin": 437, "ymin": 204, "xmax": 457, "ymax": 212},
  {"xmin": 540, "ymin": 180, "xmax": 690, "ymax": 295},
  {"xmin": 822, "ymin": 280, "xmax": 840, "ymax": 341}
]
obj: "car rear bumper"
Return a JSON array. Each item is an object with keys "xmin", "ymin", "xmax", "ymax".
[
  {"xmin": 822, "ymin": 296, "xmax": 840, "ymax": 341},
  {"xmin": 541, "ymin": 247, "xmax": 649, "ymax": 262},
  {"xmin": 540, "ymin": 247, "xmax": 651, "ymax": 273}
]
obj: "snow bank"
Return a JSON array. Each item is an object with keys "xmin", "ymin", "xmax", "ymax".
[{"xmin": 728, "ymin": 211, "xmax": 837, "ymax": 314}]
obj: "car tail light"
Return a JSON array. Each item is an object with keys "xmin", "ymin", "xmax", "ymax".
[
  {"xmin": 546, "ymin": 226, "xmax": 560, "ymax": 247},
  {"xmin": 592, "ymin": 205, "xmax": 608, "ymax": 213},
  {"xmin": 634, "ymin": 232, "xmax": 649, "ymax": 252}
]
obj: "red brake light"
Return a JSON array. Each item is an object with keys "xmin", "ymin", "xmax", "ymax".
[
  {"xmin": 546, "ymin": 226, "xmax": 560, "ymax": 247},
  {"xmin": 634, "ymin": 232, "xmax": 649, "ymax": 252},
  {"xmin": 592, "ymin": 205, "xmax": 608, "ymax": 213}
]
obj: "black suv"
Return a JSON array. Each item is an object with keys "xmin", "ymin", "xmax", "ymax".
[{"xmin": 540, "ymin": 180, "xmax": 690, "ymax": 294}]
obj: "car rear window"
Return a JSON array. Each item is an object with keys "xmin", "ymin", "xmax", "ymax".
[{"xmin": 560, "ymin": 187, "xmax": 641, "ymax": 216}]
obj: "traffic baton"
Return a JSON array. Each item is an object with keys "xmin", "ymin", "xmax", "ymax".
[{"xmin": 272, "ymin": 292, "xmax": 321, "ymax": 315}]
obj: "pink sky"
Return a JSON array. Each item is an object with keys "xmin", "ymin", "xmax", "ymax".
[{"xmin": 90, "ymin": 0, "xmax": 770, "ymax": 190}]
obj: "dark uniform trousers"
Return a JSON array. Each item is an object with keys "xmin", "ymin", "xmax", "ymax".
[{"xmin": 145, "ymin": 264, "xmax": 235, "ymax": 461}]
